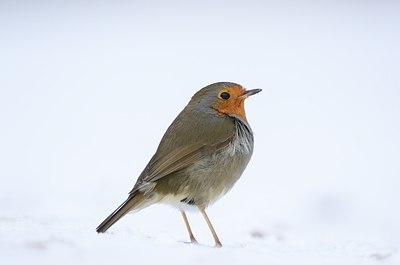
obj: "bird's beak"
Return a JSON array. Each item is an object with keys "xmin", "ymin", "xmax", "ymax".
[{"xmin": 239, "ymin": 88, "xmax": 262, "ymax": 99}]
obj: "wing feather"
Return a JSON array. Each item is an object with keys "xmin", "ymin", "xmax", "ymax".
[{"xmin": 146, "ymin": 137, "xmax": 232, "ymax": 182}]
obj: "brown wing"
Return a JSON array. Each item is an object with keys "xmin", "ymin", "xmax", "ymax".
[
  {"xmin": 146, "ymin": 138, "xmax": 232, "ymax": 182},
  {"xmin": 130, "ymin": 108, "xmax": 235, "ymax": 192}
]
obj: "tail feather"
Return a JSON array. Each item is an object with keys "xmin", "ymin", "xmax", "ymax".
[{"xmin": 96, "ymin": 192, "xmax": 144, "ymax": 233}]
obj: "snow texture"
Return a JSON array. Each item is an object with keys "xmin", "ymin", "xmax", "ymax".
[{"xmin": 1, "ymin": 1, "xmax": 399, "ymax": 264}]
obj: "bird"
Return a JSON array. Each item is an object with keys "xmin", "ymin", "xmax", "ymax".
[{"xmin": 96, "ymin": 82, "xmax": 261, "ymax": 247}]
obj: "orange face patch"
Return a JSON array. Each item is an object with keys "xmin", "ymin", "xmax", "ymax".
[{"xmin": 212, "ymin": 85, "xmax": 248, "ymax": 122}]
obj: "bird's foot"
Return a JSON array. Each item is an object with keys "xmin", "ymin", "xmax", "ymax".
[{"xmin": 214, "ymin": 241, "xmax": 222, "ymax": 248}]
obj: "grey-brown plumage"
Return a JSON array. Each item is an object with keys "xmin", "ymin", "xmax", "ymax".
[{"xmin": 96, "ymin": 82, "xmax": 261, "ymax": 247}]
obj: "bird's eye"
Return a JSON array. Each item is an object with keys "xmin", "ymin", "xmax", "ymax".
[{"xmin": 220, "ymin": 92, "xmax": 230, "ymax": 100}]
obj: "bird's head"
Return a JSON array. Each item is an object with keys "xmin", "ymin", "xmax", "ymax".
[{"xmin": 189, "ymin": 82, "xmax": 261, "ymax": 122}]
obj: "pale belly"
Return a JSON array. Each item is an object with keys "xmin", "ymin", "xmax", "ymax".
[{"xmin": 155, "ymin": 135, "xmax": 253, "ymax": 208}]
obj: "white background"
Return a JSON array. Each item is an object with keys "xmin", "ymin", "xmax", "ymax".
[{"xmin": 1, "ymin": 1, "xmax": 399, "ymax": 264}]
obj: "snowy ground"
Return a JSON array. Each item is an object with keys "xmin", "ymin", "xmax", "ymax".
[{"xmin": 1, "ymin": 1, "xmax": 400, "ymax": 264}]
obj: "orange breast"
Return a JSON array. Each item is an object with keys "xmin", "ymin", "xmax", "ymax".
[{"xmin": 217, "ymin": 99, "xmax": 247, "ymax": 122}]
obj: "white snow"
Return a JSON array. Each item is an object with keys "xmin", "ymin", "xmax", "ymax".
[{"xmin": 1, "ymin": 1, "xmax": 400, "ymax": 264}]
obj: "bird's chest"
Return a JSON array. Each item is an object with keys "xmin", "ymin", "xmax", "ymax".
[
  {"xmin": 183, "ymin": 126, "xmax": 254, "ymax": 205},
  {"xmin": 159, "ymin": 117, "xmax": 255, "ymax": 208},
  {"xmin": 209, "ymin": 132, "xmax": 253, "ymax": 180},
  {"xmin": 212, "ymin": 117, "xmax": 254, "ymax": 178}
]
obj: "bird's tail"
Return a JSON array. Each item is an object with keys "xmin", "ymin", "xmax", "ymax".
[{"xmin": 96, "ymin": 192, "xmax": 147, "ymax": 233}]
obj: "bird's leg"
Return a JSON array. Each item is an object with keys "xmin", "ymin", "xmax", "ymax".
[
  {"xmin": 180, "ymin": 210, "xmax": 198, "ymax": 244},
  {"xmin": 198, "ymin": 206, "xmax": 222, "ymax": 248}
]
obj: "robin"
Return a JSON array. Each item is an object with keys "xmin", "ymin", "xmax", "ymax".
[{"xmin": 96, "ymin": 82, "xmax": 261, "ymax": 247}]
